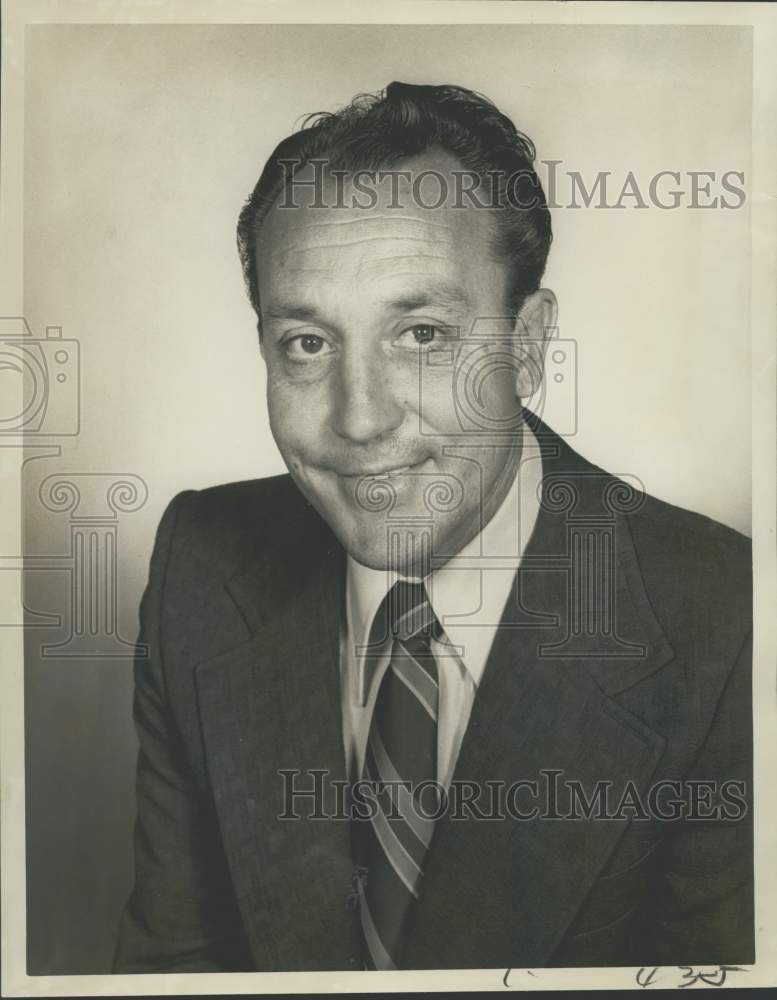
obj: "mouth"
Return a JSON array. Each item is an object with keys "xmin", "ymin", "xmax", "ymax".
[{"xmin": 337, "ymin": 457, "xmax": 431, "ymax": 480}]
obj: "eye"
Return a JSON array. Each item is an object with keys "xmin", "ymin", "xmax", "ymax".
[
  {"xmin": 395, "ymin": 323, "xmax": 449, "ymax": 350},
  {"xmin": 284, "ymin": 333, "xmax": 334, "ymax": 361}
]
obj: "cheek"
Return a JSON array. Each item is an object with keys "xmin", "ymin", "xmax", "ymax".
[
  {"xmin": 420, "ymin": 349, "xmax": 520, "ymax": 431},
  {"xmin": 485, "ymin": 367, "xmax": 521, "ymax": 415},
  {"xmin": 417, "ymin": 369, "xmax": 460, "ymax": 432},
  {"xmin": 265, "ymin": 385, "xmax": 291, "ymax": 446},
  {"xmin": 456, "ymin": 357, "xmax": 521, "ymax": 435},
  {"xmin": 265, "ymin": 375, "xmax": 326, "ymax": 451}
]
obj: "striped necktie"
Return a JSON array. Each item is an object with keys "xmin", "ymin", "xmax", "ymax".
[{"xmin": 354, "ymin": 579, "xmax": 442, "ymax": 970}]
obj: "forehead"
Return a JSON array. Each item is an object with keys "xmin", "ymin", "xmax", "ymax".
[{"xmin": 257, "ymin": 151, "xmax": 501, "ymax": 295}]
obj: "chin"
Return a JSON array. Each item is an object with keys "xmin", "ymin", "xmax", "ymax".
[{"xmin": 342, "ymin": 521, "xmax": 439, "ymax": 578}]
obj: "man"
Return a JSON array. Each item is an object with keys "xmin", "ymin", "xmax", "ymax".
[{"xmin": 113, "ymin": 82, "xmax": 753, "ymax": 972}]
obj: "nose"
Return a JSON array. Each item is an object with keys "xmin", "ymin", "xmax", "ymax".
[{"xmin": 330, "ymin": 347, "xmax": 404, "ymax": 443}]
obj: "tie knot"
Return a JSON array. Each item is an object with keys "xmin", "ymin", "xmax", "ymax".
[{"xmin": 383, "ymin": 580, "xmax": 440, "ymax": 643}]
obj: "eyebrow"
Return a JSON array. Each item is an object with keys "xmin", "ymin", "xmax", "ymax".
[
  {"xmin": 263, "ymin": 302, "xmax": 322, "ymax": 323},
  {"xmin": 383, "ymin": 283, "xmax": 472, "ymax": 314},
  {"xmin": 263, "ymin": 282, "xmax": 472, "ymax": 324}
]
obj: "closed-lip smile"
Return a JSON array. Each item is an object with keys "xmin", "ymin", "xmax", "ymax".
[{"xmin": 338, "ymin": 458, "xmax": 429, "ymax": 479}]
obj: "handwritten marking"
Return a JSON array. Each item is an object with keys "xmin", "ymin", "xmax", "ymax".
[
  {"xmin": 503, "ymin": 969, "xmax": 536, "ymax": 987},
  {"xmin": 677, "ymin": 965, "xmax": 746, "ymax": 988},
  {"xmin": 504, "ymin": 964, "xmax": 747, "ymax": 990},
  {"xmin": 637, "ymin": 966, "xmax": 659, "ymax": 988},
  {"xmin": 635, "ymin": 965, "xmax": 746, "ymax": 989}
]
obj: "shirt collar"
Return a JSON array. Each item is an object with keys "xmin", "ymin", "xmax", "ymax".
[{"xmin": 346, "ymin": 423, "xmax": 543, "ymax": 697}]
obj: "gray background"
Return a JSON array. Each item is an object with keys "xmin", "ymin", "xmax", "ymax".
[{"xmin": 22, "ymin": 22, "xmax": 751, "ymax": 973}]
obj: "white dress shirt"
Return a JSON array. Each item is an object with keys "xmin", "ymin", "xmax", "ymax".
[{"xmin": 339, "ymin": 424, "xmax": 543, "ymax": 790}]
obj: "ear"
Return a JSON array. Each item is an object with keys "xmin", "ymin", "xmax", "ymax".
[{"xmin": 512, "ymin": 288, "xmax": 558, "ymax": 399}]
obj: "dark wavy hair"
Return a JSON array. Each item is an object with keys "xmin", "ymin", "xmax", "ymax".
[{"xmin": 237, "ymin": 81, "xmax": 552, "ymax": 331}]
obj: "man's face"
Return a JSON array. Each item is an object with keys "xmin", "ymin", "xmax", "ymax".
[{"xmin": 257, "ymin": 151, "xmax": 554, "ymax": 575}]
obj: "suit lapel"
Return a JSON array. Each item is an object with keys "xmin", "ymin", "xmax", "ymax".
[
  {"xmin": 402, "ymin": 430, "xmax": 674, "ymax": 968},
  {"xmin": 195, "ymin": 502, "xmax": 357, "ymax": 970}
]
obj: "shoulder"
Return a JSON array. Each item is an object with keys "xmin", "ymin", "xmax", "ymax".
[
  {"xmin": 153, "ymin": 473, "xmax": 323, "ymax": 577},
  {"xmin": 174, "ymin": 473, "xmax": 305, "ymax": 524},
  {"xmin": 628, "ymin": 488, "xmax": 751, "ymax": 584},
  {"xmin": 546, "ymin": 430, "xmax": 751, "ymax": 579},
  {"xmin": 542, "ymin": 430, "xmax": 752, "ymax": 637},
  {"xmin": 627, "ymin": 489, "xmax": 752, "ymax": 640}
]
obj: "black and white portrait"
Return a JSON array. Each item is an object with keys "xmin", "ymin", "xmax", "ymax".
[{"xmin": 4, "ymin": 4, "xmax": 776, "ymax": 994}]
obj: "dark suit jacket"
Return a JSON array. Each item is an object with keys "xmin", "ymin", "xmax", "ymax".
[{"xmin": 113, "ymin": 420, "xmax": 753, "ymax": 972}]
